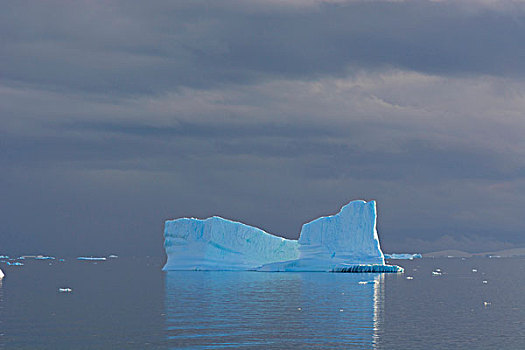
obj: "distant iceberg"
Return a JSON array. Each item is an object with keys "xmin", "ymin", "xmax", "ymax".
[
  {"xmin": 163, "ymin": 200, "xmax": 403, "ymax": 273},
  {"xmin": 384, "ymin": 253, "xmax": 422, "ymax": 260},
  {"xmin": 77, "ymin": 257, "xmax": 107, "ymax": 261}
]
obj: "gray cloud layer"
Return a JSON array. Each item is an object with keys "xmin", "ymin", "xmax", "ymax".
[{"xmin": 2, "ymin": 1, "xmax": 525, "ymax": 256}]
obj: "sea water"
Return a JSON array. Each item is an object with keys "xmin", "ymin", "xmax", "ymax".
[{"xmin": 0, "ymin": 257, "xmax": 523, "ymax": 349}]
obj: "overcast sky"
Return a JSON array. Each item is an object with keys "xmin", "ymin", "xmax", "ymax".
[{"xmin": 2, "ymin": 0, "xmax": 525, "ymax": 256}]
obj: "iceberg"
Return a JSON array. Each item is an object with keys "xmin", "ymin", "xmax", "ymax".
[
  {"xmin": 384, "ymin": 253, "xmax": 422, "ymax": 260},
  {"xmin": 163, "ymin": 200, "xmax": 403, "ymax": 273},
  {"xmin": 77, "ymin": 257, "xmax": 107, "ymax": 261}
]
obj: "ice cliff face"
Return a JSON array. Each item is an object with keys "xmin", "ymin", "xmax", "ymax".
[
  {"xmin": 299, "ymin": 200, "xmax": 384, "ymax": 265},
  {"xmin": 163, "ymin": 200, "xmax": 402, "ymax": 272},
  {"xmin": 164, "ymin": 216, "xmax": 299, "ymax": 270}
]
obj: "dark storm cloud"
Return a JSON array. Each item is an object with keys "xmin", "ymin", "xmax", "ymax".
[
  {"xmin": 2, "ymin": 1, "xmax": 525, "ymax": 256},
  {"xmin": 3, "ymin": 0, "xmax": 525, "ymax": 95}
]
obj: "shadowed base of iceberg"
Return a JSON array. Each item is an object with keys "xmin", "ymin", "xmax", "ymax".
[
  {"xmin": 334, "ymin": 264, "xmax": 404, "ymax": 273},
  {"xmin": 255, "ymin": 258, "xmax": 403, "ymax": 273}
]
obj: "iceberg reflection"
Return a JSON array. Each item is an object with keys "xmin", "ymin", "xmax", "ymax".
[{"xmin": 165, "ymin": 271, "xmax": 384, "ymax": 349}]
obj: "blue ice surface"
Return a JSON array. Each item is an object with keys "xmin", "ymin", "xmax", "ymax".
[
  {"xmin": 384, "ymin": 253, "xmax": 422, "ymax": 260},
  {"xmin": 0, "ymin": 255, "xmax": 9, "ymax": 259},
  {"xmin": 164, "ymin": 200, "xmax": 403, "ymax": 273},
  {"xmin": 7, "ymin": 262, "xmax": 24, "ymax": 266}
]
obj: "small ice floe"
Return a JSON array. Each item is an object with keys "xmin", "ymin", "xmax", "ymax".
[
  {"xmin": 482, "ymin": 280, "xmax": 488, "ymax": 284},
  {"xmin": 483, "ymin": 301, "xmax": 491, "ymax": 307},
  {"xmin": 108, "ymin": 254, "xmax": 118, "ymax": 259},
  {"xmin": 406, "ymin": 276, "xmax": 414, "ymax": 280},
  {"xmin": 77, "ymin": 257, "xmax": 107, "ymax": 261},
  {"xmin": 0, "ymin": 268, "xmax": 4, "ymax": 279},
  {"xmin": 297, "ymin": 307, "xmax": 302, "ymax": 311},
  {"xmin": 35, "ymin": 255, "xmax": 55, "ymax": 260},
  {"xmin": 339, "ymin": 309, "xmax": 344, "ymax": 312},
  {"xmin": 432, "ymin": 271, "xmax": 442, "ymax": 276},
  {"xmin": 0, "ymin": 255, "xmax": 9, "ymax": 259},
  {"xmin": 58, "ymin": 288, "xmax": 72, "ymax": 293},
  {"xmin": 6, "ymin": 262, "xmax": 24, "ymax": 266},
  {"xmin": 472, "ymin": 269, "xmax": 478, "ymax": 272}
]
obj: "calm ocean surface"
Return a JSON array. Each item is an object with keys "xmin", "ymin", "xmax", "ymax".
[{"xmin": 0, "ymin": 257, "xmax": 523, "ymax": 349}]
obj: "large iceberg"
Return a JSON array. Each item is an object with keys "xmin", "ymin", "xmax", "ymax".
[{"xmin": 163, "ymin": 200, "xmax": 403, "ymax": 273}]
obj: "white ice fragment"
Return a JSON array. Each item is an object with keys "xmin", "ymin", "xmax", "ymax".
[
  {"xmin": 482, "ymin": 280, "xmax": 488, "ymax": 284},
  {"xmin": 483, "ymin": 301, "xmax": 491, "ymax": 306},
  {"xmin": 0, "ymin": 268, "xmax": 4, "ymax": 279},
  {"xmin": 406, "ymin": 276, "xmax": 414, "ymax": 280},
  {"xmin": 472, "ymin": 269, "xmax": 478, "ymax": 272},
  {"xmin": 432, "ymin": 271, "xmax": 442, "ymax": 276},
  {"xmin": 297, "ymin": 307, "xmax": 302, "ymax": 311},
  {"xmin": 339, "ymin": 309, "xmax": 344, "ymax": 312},
  {"xmin": 108, "ymin": 255, "xmax": 118, "ymax": 258},
  {"xmin": 0, "ymin": 255, "xmax": 9, "ymax": 259},
  {"xmin": 35, "ymin": 255, "xmax": 55, "ymax": 260},
  {"xmin": 77, "ymin": 257, "xmax": 107, "ymax": 261},
  {"xmin": 58, "ymin": 288, "xmax": 72, "ymax": 293},
  {"xmin": 358, "ymin": 281, "xmax": 368, "ymax": 285}
]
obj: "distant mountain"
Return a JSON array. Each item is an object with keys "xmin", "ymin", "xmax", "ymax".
[{"xmin": 423, "ymin": 248, "xmax": 525, "ymax": 258}]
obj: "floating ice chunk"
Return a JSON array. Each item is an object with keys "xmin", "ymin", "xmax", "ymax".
[
  {"xmin": 482, "ymin": 280, "xmax": 488, "ymax": 284},
  {"xmin": 6, "ymin": 262, "xmax": 24, "ymax": 266},
  {"xmin": 472, "ymin": 269, "xmax": 478, "ymax": 272},
  {"xmin": 58, "ymin": 288, "xmax": 72, "ymax": 293},
  {"xmin": 0, "ymin": 268, "xmax": 4, "ymax": 278},
  {"xmin": 384, "ymin": 253, "xmax": 422, "ymax": 260},
  {"xmin": 0, "ymin": 255, "xmax": 9, "ymax": 259},
  {"xmin": 77, "ymin": 257, "xmax": 107, "ymax": 261},
  {"xmin": 108, "ymin": 254, "xmax": 118, "ymax": 259},
  {"xmin": 432, "ymin": 271, "xmax": 442, "ymax": 276},
  {"xmin": 406, "ymin": 276, "xmax": 414, "ymax": 280},
  {"xmin": 35, "ymin": 255, "xmax": 55, "ymax": 260},
  {"xmin": 483, "ymin": 301, "xmax": 491, "ymax": 307}
]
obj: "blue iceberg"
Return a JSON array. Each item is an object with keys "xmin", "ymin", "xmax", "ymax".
[
  {"xmin": 163, "ymin": 200, "xmax": 403, "ymax": 273},
  {"xmin": 384, "ymin": 253, "xmax": 422, "ymax": 260}
]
